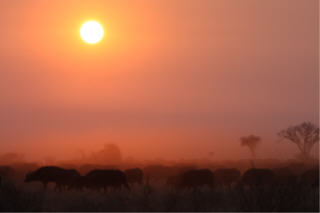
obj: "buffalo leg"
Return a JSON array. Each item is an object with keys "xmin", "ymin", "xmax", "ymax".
[{"xmin": 43, "ymin": 182, "xmax": 48, "ymax": 190}]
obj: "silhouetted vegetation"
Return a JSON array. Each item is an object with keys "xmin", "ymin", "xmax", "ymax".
[
  {"xmin": 240, "ymin": 135, "xmax": 261, "ymax": 167},
  {"xmin": 278, "ymin": 122, "xmax": 319, "ymax": 161},
  {"xmin": 0, "ymin": 123, "xmax": 318, "ymax": 211}
]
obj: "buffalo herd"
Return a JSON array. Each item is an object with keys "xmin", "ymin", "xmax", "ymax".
[
  {"xmin": 25, "ymin": 166, "xmax": 131, "ymax": 191},
  {"xmin": 20, "ymin": 165, "xmax": 320, "ymax": 192}
]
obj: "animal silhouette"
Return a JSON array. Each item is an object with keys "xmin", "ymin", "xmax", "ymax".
[
  {"xmin": 168, "ymin": 169, "xmax": 214, "ymax": 189},
  {"xmin": 272, "ymin": 167, "xmax": 298, "ymax": 186},
  {"xmin": 125, "ymin": 168, "xmax": 143, "ymax": 185},
  {"xmin": 24, "ymin": 166, "xmax": 80, "ymax": 190},
  {"xmin": 69, "ymin": 175, "xmax": 89, "ymax": 191},
  {"xmin": 143, "ymin": 165, "xmax": 175, "ymax": 180},
  {"xmin": 240, "ymin": 168, "xmax": 275, "ymax": 187},
  {"xmin": 83, "ymin": 169, "xmax": 130, "ymax": 191}
]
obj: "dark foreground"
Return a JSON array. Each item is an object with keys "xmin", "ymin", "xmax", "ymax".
[{"xmin": 0, "ymin": 181, "xmax": 318, "ymax": 212}]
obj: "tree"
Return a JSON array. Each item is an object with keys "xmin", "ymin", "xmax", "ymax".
[
  {"xmin": 0, "ymin": 152, "xmax": 25, "ymax": 164},
  {"xmin": 278, "ymin": 122, "xmax": 319, "ymax": 161},
  {"xmin": 240, "ymin": 135, "xmax": 261, "ymax": 158},
  {"xmin": 89, "ymin": 143, "xmax": 122, "ymax": 165},
  {"xmin": 240, "ymin": 135, "xmax": 261, "ymax": 168}
]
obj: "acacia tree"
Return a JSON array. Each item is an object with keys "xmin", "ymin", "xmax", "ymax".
[
  {"xmin": 240, "ymin": 135, "xmax": 261, "ymax": 158},
  {"xmin": 278, "ymin": 122, "xmax": 319, "ymax": 160}
]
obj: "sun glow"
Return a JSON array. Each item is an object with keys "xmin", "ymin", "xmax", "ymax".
[{"xmin": 80, "ymin": 21, "xmax": 104, "ymax": 44}]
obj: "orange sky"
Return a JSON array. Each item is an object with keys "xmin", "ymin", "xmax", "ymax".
[{"xmin": 0, "ymin": 0, "xmax": 318, "ymax": 161}]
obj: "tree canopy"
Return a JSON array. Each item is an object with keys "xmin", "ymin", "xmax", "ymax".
[{"xmin": 278, "ymin": 122, "xmax": 319, "ymax": 160}]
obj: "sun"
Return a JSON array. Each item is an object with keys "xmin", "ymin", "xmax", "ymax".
[{"xmin": 80, "ymin": 21, "xmax": 104, "ymax": 44}]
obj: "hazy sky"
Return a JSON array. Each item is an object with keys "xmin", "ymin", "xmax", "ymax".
[{"xmin": 0, "ymin": 0, "xmax": 318, "ymax": 161}]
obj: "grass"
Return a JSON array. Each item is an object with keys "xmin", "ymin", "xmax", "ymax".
[{"xmin": 0, "ymin": 180, "xmax": 318, "ymax": 212}]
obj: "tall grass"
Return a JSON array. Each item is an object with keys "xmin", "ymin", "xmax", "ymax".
[{"xmin": 0, "ymin": 181, "xmax": 318, "ymax": 212}]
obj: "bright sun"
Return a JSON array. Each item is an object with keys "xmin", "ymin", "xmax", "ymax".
[{"xmin": 80, "ymin": 21, "xmax": 104, "ymax": 44}]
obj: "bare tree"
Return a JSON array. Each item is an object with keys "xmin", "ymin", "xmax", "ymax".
[
  {"xmin": 240, "ymin": 135, "xmax": 261, "ymax": 158},
  {"xmin": 278, "ymin": 122, "xmax": 319, "ymax": 160}
]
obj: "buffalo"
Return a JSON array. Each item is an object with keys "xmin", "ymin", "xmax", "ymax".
[
  {"xmin": 24, "ymin": 166, "xmax": 80, "ymax": 190},
  {"xmin": 69, "ymin": 175, "xmax": 90, "ymax": 191},
  {"xmin": 57, "ymin": 169, "xmax": 81, "ymax": 190},
  {"xmin": 125, "ymin": 168, "xmax": 143, "ymax": 185},
  {"xmin": 84, "ymin": 169, "xmax": 130, "ymax": 191},
  {"xmin": 273, "ymin": 167, "xmax": 298, "ymax": 186},
  {"xmin": 143, "ymin": 165, "xmax": 175, "ymax": 180},
  {"xmin": 214, "ymin": 168, "xmax": 241, "ymax": 186},
  {"xmin": 78, "ymin": 164, "xmax": 117, "ymax": 175},
  {"xmin": 170, "ymin": 169, "xmax": 214, "ymax": 189},
  {"xmin": 240, "ymin": 168, "xmax": 275, "ymax": 187}
]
